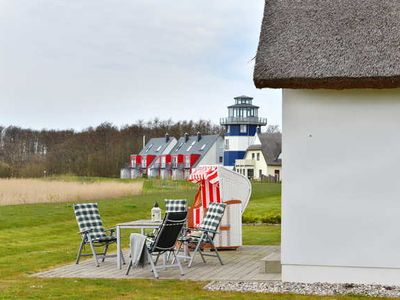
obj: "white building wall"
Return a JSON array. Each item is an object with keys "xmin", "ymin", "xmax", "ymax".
[
  {"xmin": 245, "ymin": 150, "xmax": 267, "ymax": 180},
  {"xmin": 235, "ymin": 150, "xmax": 282, "ymax": 180},
  {"xmin": 282, "ymin": 88, "xmax": 400, "ymax": 285},
  {"xmin": 224, "ymin": 136, "xmax": 256, "ymax": 151},
  {"xmin": 197, "ymin": 137, "xmax": 224, "ymax": 166},
  {"xmin": 120, "ymin": 168, "xmax": 131, "ymax": 179},
  {"xmin": 267, "ymin": 165, "xmax": 282, "ymax": 181}
]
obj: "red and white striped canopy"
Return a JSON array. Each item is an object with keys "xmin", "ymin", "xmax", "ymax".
[
  {"xmin": 188, "ymin": 165, "xmax": 221, "ymax": 227},
  {"xmin": 188, "ymin": 165, "xmax": 219, "ymax": 184}
]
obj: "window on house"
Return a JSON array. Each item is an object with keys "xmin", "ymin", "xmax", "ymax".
[
  {"xmin": 257, "ymin": 153, "xmax": 260, "ymax": 161},
  {"xmin": 252, "ymin": 153, "xmax": 255, "ymax": 160},
  {"xmin": 145, "ymin": 144, "xmax": 153, "ymax": 153},
  {"xmin": 219, "ymin": 156, "xmax": 223, "ymax": 163},
  {"xmin": 186, "ymin": 141, "xmax": 196, "ymax": 152},
  {"xmin": 175, "ymin": 142, "xmax": 183, "ymax": 152},
  {"xmin": 259, "ymin": 169, "xmax": 262, "ymax": 178},
  {"xmin": 240, "ymin": 124, "xmax": 247, "ymax": 133},
  {"xmin": 225, "ymin": 139, "xmax": 229, "ymax": 150}
]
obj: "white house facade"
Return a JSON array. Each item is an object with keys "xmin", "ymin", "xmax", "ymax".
[
  {"xmin": 235, "ymin": 133, "xmax": 282, "ymax": 181},
  {"xmin": 282, "ymin": 89, "xmax": 400, "ymax": 285},
  {"xmin": 254, "ymin": 0, "xmax": 400, "ymax": 285}
]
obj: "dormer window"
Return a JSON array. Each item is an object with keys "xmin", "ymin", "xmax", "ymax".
[
  {"xmin": 186, "ymin": 141, "xmax": 196, "ymax": 152},
  {"xmin": 175, "ymin": 143, "xmax": 183, "ymax": 152},
  {"xmin": 145, "ymin": 144, "xmax": 153, "ymax": 153}
]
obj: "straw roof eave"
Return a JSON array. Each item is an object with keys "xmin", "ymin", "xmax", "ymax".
[{"xmin": 254, "ymin": 0, "xmax": 400, "ymax": 90}]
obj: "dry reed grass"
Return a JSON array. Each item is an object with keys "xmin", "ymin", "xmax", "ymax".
[{"xmin": 0, "ymin": 179, "xmax": 143, "ymax": 206}]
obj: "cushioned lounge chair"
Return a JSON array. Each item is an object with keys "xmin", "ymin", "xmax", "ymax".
[
  {"xmin": 126, "ymin": 211, "xmax": 187, "ymax": 279},
  {"xmin": 176, "ymin": 202, "xmax": 226, "ymax": 267},
  {"xmin": 73, "ymin": 203, "xmax": 125, "ymax": 267}
]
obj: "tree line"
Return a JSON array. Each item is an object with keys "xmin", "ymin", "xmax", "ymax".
[{"xmin": 0, "ymin": 119, "xmax": 223, "ymax": 178}]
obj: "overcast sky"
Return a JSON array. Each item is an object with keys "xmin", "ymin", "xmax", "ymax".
[{"xmin": 0, "ymin": 0, "xmax": 282, "ymax": 131}]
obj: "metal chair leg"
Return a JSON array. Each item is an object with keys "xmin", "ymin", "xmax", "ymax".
[
  {"xmin": 188, "ymin": 234, "xmax": 204, "ymax": 268},
  {"xmin": 125, "ymin": 261, "xmax": 133, "ymax": 275},
  {"xmin": 148, "ymin": 250, "xmax": 159, "ymax": 279},
  {"xmin": 172, "ymin": 241, "xmax": 183, "ymax": 264},
  {"xmin": 173, "ymin": 251, "xmax": 184, "ymax": 276},
  {"xmin": 88, "ymin": 239, "xmax": 100, "ymax": 267},
  {"xmin": 166, "ymin": 251, "xmax": 172, "ymax": 263},
  {"xmin": 154, "ymin": 253, "xmax": 161, "ymax": 265},
  {"xmin": 75, "ymin": 239, "xmax": 85, "ymax": 264},
  {"xmin": 198, "ymin": 246, "xmax": 206, "ymax": 263},
  {"xmin": 208, "ymin": 237, "xmax": 223, "ymax": 265},
  {"xmin": 162, "ymin": 253, "xmax": 168, "ymax": 269},
  {"xmin": 183, "ymin": 241, "xmax": 191, "ymax": 262},
  {"xmin": 120, "ymin": 249, "xmax": 126, "ymax": 265},
  {"xmin": 102, "ymin": 244, "xmax": 109, "ymax": 262}
]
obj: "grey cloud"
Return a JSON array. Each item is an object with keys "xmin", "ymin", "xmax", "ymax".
[{"xmin": 0, "ymin": 0, "xmax": 281, "ymax": 130}]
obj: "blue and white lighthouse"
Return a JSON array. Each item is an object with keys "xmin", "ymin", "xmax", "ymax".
[{"xmin": 220, "ymin": 95, "xmax": 267, "ymax": 167}]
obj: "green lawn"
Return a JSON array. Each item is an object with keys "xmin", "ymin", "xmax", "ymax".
[{"xmin": 0, "ymin": 179, "xmax": 374, "ymax": 299}]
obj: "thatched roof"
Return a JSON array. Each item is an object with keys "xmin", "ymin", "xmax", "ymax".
[{"xmin": 254, "ymin": 0, "xmax": 400, "ymax": 89}]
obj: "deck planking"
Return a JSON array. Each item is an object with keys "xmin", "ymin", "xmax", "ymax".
[{"xmin": 34, "ymin": 245, "xmax": 281, "ymax": 281}]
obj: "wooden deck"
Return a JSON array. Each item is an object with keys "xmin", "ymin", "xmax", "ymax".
[{"xmin": 35, "ymin": 245, "xmax": 281, "ymax": 281}]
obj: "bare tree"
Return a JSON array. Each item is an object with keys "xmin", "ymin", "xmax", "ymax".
[
  {"xmin": 0, "ymin": 119, "xmax": 222, "ymax": 178},
  {"xmin": 266, "ymin": 125, "xmax": 281, "ymax": 134}
]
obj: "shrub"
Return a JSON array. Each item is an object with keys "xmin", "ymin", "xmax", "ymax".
[
  {"xmin": 242, "ymin": 213, "xmax": 281, "ymax": 224},
  {"xmin": 261, "ymin": 214, "xmax": 281, "ymax": 224},
  {"xmin": 18, "ymin": 161, "xmax": 47, "ymax": 178},
  {"xmin": 0, "ymin": 161, "xmax": 11, "ymax": 178}
]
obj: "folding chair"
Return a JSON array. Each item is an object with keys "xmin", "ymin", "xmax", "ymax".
[
  {"xmin": 176, "ymin": 202, "xmax": 226, "ymax": 268},
  {"xmin": 126, "ymin": 211, "xmax": 187, "ymax": 279},
  {"xmin": 164, "ymin": 199, "xmax": 188, "ymax": 260},
  {"xmin": 147, "ymin": 199, "xmax": 187, "ymax": 240},
  {"xmin": 73, "ymin": 203, "xmax": 125, "ymax": 267}
]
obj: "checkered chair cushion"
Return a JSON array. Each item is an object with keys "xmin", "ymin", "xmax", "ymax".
[
  {"xmin": 73, "ymin": 203, "xmax": 112, "ymax": 242},
  {"xmin": 165, "ymin": 199, "xmax": 187, "ymax": 213},
  {"xmin": 198, "ymin": 202, "xmax": 226, "ymax": 233}
]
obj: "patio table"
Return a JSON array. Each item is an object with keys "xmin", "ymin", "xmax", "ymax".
[{"xmin": 116, "ymin": 219, "xmax": 162, "ymax": 269}]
